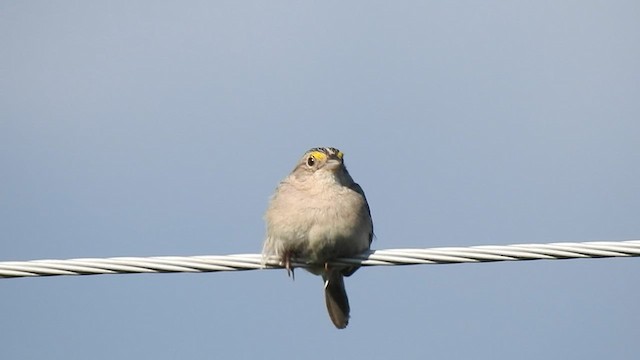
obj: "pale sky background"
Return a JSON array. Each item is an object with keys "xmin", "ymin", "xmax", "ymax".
[{"xmin": 1, "ymin": 1, "xmax": 639, "ymax": 359}]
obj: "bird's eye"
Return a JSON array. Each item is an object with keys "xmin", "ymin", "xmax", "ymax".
[{"xmin": 307, "ymin": 156, "xmax": 315, "ymax": 166}]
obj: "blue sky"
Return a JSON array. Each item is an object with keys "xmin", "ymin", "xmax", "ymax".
[{"xmin": 1, "ymin": 1, "xmax": 639, "ymax": 359}]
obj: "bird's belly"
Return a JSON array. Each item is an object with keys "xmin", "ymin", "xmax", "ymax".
[
  {"xmin": 264, "ymin": 186, "xmax": 371, "ymax": 264},
  {"xmin": 300, "ymin": 206, "xmax": 370, "ymax": 263}
]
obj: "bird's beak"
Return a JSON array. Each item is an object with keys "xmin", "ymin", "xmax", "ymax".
[{"xmin": 325, "ymin": 158, "xmax": 342, "ymax": 171}]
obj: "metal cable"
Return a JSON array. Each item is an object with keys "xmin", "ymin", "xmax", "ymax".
[{"xmin": 1, "ymin": 240, "xmax": 639, "ymax": 279}]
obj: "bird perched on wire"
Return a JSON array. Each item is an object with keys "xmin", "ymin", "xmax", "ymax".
[{"xmin": 263, "ymin": 147, "xmax": 373, "ymax": 329}]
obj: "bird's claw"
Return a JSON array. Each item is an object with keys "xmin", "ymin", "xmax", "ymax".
[{"xmin": 284, "ymin": 252, "xmax": 295, "ymax": 280}]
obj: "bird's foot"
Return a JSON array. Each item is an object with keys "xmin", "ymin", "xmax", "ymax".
[{"xmin": 284, "ymin": 252, "xmax": 295, "ymax": 280}]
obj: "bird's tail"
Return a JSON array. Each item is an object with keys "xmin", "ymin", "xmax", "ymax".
[{"xmin": 323, "ymin": 270, "xmax": 350, "ymax": 329}]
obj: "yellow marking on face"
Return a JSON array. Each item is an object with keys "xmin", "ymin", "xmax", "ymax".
[
  {"xmin": 310, "ymin": 151, "xmax": 328, "ymax": 161},
  {"xmin": 336, "ymin": 151, "xmax": 344, "ymax": 159}
]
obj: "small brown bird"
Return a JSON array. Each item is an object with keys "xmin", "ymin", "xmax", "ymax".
[{"xmin": 263, "ymin": 147, "xmax": 373, "ymax": 329}]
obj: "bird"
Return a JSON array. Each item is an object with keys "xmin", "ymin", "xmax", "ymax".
[{"xmin": 263, "ymin": 147, "xmax": 373, "ymax": 329}]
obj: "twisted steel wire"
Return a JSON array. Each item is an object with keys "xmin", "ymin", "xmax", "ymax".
[{"xmin": 1, "ymin": 240, "xmax": 639, "ymax": 279}]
